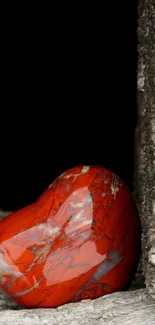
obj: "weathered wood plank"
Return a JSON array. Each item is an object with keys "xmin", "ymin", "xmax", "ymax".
[
  {"xmin": 136, "ymin": 0, "xmax": 155, "ymax": 300},
  {"xmin": 0, "ymin": 289, "xmax": 155, "ymax": 325}
]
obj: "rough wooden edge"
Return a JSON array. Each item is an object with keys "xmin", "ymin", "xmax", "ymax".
[
  {"xmin": 0, "ymin": 289, "xmax": 155, "ymax": 325},
  {"xmin": 137, "ymin": 0, "xmax": 155, "ymax": 299}
]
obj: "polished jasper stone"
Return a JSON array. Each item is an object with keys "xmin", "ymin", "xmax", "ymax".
[{"xmin": 0, "ymin": 166, "xmax": 141, "ymax": 308}]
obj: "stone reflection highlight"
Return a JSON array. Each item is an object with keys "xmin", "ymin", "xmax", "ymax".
[{"xmin": 0, "ymin": 166, "xmax": 141, "ymax": 308}]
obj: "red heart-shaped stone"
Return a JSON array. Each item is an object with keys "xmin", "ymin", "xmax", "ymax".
[{"xmin": 0, "ymin": 166, "xmax": 141, "ymax": 308}]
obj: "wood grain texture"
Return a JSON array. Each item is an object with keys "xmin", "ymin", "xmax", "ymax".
[
  {"xmin": 136, "ymin": 0, "xmax": 155, "ymax": 299},
  {"xmin": 0, "ymin": 289, "xmax": 155, "ymax": 325}
]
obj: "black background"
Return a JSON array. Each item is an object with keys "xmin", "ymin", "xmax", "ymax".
[{"xmin": 0, "ymin": 3, "xmax": 138, "ymax": 211}]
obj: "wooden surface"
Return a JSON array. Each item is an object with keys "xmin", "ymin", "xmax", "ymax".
[
  {"xmin": 137, "ymin": 0, "xmax": 155, "ymax": 299},
  {"xmin": 0, "ymin": 289, "xmax": 155, "ymax": 325}
]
